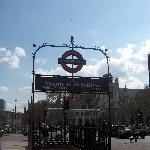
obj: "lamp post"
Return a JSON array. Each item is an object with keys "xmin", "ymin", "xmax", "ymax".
[
  {"xmin": 148, "ymin": 54, "xmax": 150, "ymax": 87},
  {"xmin": 11, "ymin": 109, "xmax": 14, "ymax": 130},
  {"xmin": 14, "ymin": 99, "xmax": 17, "ymax": 133}
]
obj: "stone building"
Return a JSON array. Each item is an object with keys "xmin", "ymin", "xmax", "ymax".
[
  {"xmin": 46, "ymin": 108, "xmax": 103, "ymax": 126},
  {"xmin": 119, "ymin": 85, "xmax": 141, "ymax": 104},
  {"xmin": 45, "ymin": 76, "xmax": 120, "ymax": 126}
]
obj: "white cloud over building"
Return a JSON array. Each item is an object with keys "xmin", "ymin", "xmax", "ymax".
[{"xmin": 0, "ymin": 47, "xmax": 26, "ymax": 69}]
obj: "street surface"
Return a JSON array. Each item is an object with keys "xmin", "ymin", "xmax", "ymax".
[
  {"xmin": 112, "ymin": 136, "xmax": 150, "ymax": 150},
  {"xmin": 0, "ymin": 134, "xmax": 150, "ymax": 150},
  {"xmin": 0, "ymin": 134, "xmax": 28, "ymax": 150}
]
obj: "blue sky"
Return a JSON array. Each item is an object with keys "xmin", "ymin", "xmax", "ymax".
[{"xmin": 0, "ymin": 0, "xmax": 150, "ymax": 112}]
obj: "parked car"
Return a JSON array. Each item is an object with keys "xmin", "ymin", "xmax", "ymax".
[
  {"xmin": 133, "ymin": 124, "xmax": 148, "ymax": 139},
  {"xmin": 148, "ymin": 126, "xmax": 150, "ymax": 135},
  {"xmin": 117, "ymin": 125, "xmax": 132, "ymax": 139},
  {"xmin": 111, "ymin": 125, "xmax": 119, "ymax": 137}
]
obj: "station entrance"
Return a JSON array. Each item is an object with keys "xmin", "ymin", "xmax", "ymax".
[{"xmin": 29, "ymin": 36, "xmax": 111, "ymax": 150}]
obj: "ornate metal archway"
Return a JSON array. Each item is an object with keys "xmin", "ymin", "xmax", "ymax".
[{"xmin": 31, "ymin": 36, "xmax": 111, "ymax": 150}]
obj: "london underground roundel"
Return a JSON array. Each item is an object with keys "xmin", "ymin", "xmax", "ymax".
[{"xmin": 58, "ymin": 50, "xmax": 86, "ymax": 73}]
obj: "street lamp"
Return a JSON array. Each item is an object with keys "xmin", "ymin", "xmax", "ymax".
[
  {"xmin": 14, "ymin": 99, "xmax": 17, "ymax": 133},
  {"xmin": 11, "ymin": 109, "xmax": 14, "ymax": 130}
]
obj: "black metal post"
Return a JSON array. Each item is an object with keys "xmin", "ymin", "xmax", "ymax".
[
  {"xmin": 71, "ymin": 35, "xmax": 74, "ymax": 79},
  {"xmin": 11, "ymin": 110, "xmax": 14, "ymax": 129},
  {"xmin": 43, "ymin": 102, "xmax": 46, "ymax": 123},
  {"xmin": 148, "ymin": 54, "xmax": 150, "ymax": 87},
  {"xmin": 64, "ymin": 109, "xmax": 67, "ymax": 143},
  {"xmin": 149, "ymin": 71, "xmax": 150, "ymax": 87},
  {"xmin": 32, "ymin": 55, "xmax": 35, "ymax": 104},
  {"xmin": 30, "ymin": 96, "xmax": 34, "ymax": 150},
  {"xmin": 14, "ymin": 99, "xmax": 17, "ymax": 133},
  {"xmin": 31, "ymin": 54, "xmax": 35, "ymax": 150},
  {"xmin": 107, "ymin": 58, "xmax": 111, "ymax": 150}
]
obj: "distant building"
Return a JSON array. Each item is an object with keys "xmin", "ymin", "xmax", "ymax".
[
  {"xmin": 0, "ymin": 99, "xmax": 6, "ymax": 111},
  {"xmin": 0, "ymin": 98, "xmax": 23, "ymax": 129},
  {"xmin": 0, "ymin": 99, "xmax": 6, "ymax": 128},
  {"xmin": 68, "ymin": 109, "xmax": 103, "ymax": 126},
  {"xmin": 119, "ymin": 86, "xmax": 141, "ymax": 103},
  {"xmin": 45, "ymin": 76, "xmax": 120, "ymax": 126},
  {"xmin": 69, "ymin": 76, "xmax": 119, "ymax": 124}
]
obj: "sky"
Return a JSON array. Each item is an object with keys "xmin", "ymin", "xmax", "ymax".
[{"xmin": 0, "ymin": 0, "xmax": 150, "ymax": 112}]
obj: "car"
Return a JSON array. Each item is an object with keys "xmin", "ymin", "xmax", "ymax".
[
  {"xmin": 111, "ymin": 125, "xmax": 119, "ymax": 137},
  {"xmin": 117, "ymin": 125, "xmax": 132, "ymax": 139},
  {"xmin": 148, "ymin": 126, "xmax": 150, "ymax": 135},
  {"xmin": 133, "ymin": 124, "xmax": 148, "ymax": 139}
]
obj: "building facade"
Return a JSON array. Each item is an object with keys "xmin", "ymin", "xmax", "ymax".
[
  {"xmin": 0, "ymin": 99, "xmax": 6, "ymax": 112},
  {"xmin": 47, "ymin": 108, "xmax": 103, "ymax": 126}
]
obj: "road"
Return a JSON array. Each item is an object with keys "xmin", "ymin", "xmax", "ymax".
[
  {"xmin": 112, "ymin": 136, "xmax": 150, "ymax": 150},
  {"xmin": 0, "ymin": 134, "xmax": 150, "ymax": 150},
  {"xmin": 0, "ymin": 134, "xmax": 28, "ymax": 150}
]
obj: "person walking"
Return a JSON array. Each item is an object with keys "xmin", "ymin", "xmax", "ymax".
[{"xmin": 130, "ymin": 126, "xmax": 137, "ymax": 143}]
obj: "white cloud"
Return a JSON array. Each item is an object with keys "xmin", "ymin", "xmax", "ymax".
[
  {"xmin": 0, "ymin": 47, "xmax": 26, "ymax": 69},
  {"xmin": 118, "ymin": 76, "xmax": 144, "ymax": 89},
  {"xmin": 109, "ymin": 40, "xmax": 150, "ymax": 89},
  {"xmin": 6, "ymin": 101, "xmax": 26, "ymax": 112},
  {"xmin": 34, "ymin": 92, "xmax": 47, "ymax": 102},
  {"xmin": 0, "ymin": 86, "xmax": 9, "ymax": 92},
  {"xmin": 14, "ymin": 47, "xmax": 26, "ymax": 57},
  {"xmin": 0, "ymin": 55, "xmax": 20, "ymax": 69},
  {"xmin": 35, "ymin": 67, "xmax": 69, "ymax": 76},
  {"xmin": 18, "ymin": 86, "xmax": 31, "ymax": 93},
  {"xmin": 77, "ymin": 59, "xmax": 107, "ymax": 77},
  {"xmin": 35, "ymin": 57, "xmax": 46, "ymax": 65},
  {"xmin": 0, "ymin": 48, "xmax": 11, "ymax": 57}
]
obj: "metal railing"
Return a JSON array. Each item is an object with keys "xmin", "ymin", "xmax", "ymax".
[{"xmin": 30, "ymin": 125, "xmax": 109, "ymax": 150}]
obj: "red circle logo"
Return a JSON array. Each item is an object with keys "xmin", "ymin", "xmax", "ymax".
[{"xmin": 58, "ymin": 50, "xmax": 86, "ymax": 73}]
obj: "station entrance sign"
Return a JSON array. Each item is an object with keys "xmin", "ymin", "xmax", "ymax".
[
  {"xmin": 35, "ymin": 74, "xmax": 109, "ymax": 94},
  {"xmin": 58, "ymin": 50, "xmax": 86, "ymax": 73}
]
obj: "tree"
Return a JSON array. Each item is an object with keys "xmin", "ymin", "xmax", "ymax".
[
  {"xmin": 103, "ymin": 73, "xmax": 113, "ymax": 82},
  {"xmin": 117, "ymin": 88, "xmax": 150, "ymax": 125},
  {"xmin": 133, "ymin": 88, "xmax": 150, "ymax": 125}
]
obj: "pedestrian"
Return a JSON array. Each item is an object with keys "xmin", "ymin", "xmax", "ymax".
[
  {"xmin": 130, "ymin": 126, "xmax": 137, "ymax": 143},
  {"xmin": 42, "ymin": 124, "xmax": 49, "ymax": 137}
]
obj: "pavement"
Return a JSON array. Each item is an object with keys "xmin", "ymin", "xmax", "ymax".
[
  {"xmin": 0, "ymin": 134, "xmax": 150, "ymax": 150},
  {"xmin": 0, "ymin": 134, "xmax": 28, "ymax": 150},
  {"xmin": 112, "ymin": 136, "xmax": 150, "ymax": 150}
]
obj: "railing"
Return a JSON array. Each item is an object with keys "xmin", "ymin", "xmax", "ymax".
[
  {"xmin": 69, "ymin": 126, "xmax": 109, "ymax": 150},
  {"xmin": 30, "ymin": 125, "xmax": 109, "ymax": 150}
]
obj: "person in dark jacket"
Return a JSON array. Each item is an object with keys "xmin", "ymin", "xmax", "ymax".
[{"xmin": 130, "ymin": 126, "xmax": 137, "ymax": 143}]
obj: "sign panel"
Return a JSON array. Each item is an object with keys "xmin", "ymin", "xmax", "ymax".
[{"xmin": 35, "ymin": 74, "xmax": 109, "ymax": 93}]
